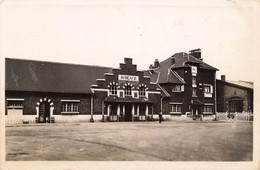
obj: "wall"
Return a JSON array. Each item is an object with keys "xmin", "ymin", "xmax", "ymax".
[
  {"xmin": 216, "ymin": 81, "xmax": 253, "ymax": 112},
  {"xmin": 5, "ymin": 91, "xmax": 92, "ymax": 123}
]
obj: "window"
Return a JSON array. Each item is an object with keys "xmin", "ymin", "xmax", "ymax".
[
  {"xmin": 192, "ymin": 88, "xmax": 197, "ymax": 97},
  {"xmin": 139, "ymin": 86, "xmax": 146, "ymax": 97},
  {"xmin": 204, "ymin": 86, "xmax": 210, "ymax": 93},
  {"xmin": 192, "ymin": 76, "xmax": 196, "ymax": 85},
  {"xmin": 110, "ymin": 84, "xmax": 117, "ymax": 95},
  {"xmin": 203, "ymin": 106, "xmax": 213, "ymax": 113},
  {"xmin": 172, "ymin": 85, "xmax": 181, "ymax": 92},
  {"xmin": 204, "ymin": 84, "xmax": 213, "ymax": 97},
  {"xmin": 125, "ymin": 85, "xmax": 132, "ymax": 96},
  {"xmin": 170, "ymin": 104, "xmax": 182, "ymax": 113},
  {"xmin": 8, "ymin": 101, "xmax": 23, "ymax": 106},
  {"xmin": 62, "ymin": 103, "xmax": 79, "ymax": 113},
  {"xmin": 7, "ymin": 99, "xmax": 24, "ymax": 108}
]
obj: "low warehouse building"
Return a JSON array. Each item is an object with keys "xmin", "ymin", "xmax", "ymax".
[
  {"xmin": 5, "ymin": 58, "xmax": 161, "ymax": 123},
  {"xmin": 216, "ymin": 75, "xmax": 253, "ymax": 113}
]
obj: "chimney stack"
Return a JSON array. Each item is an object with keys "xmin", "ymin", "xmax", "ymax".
[
  {"xmin": 221, "ymin": 75, "xmax": 226, "ymax": 81},
  {"xmin": 189, "ymin": 48, "xmax": 201, "ymax": 59},
  {"xmin": 171, "ymin": 57, "xmax": 175, "ymax": 65},
  {"xmin": 154, "ymin": 59, "xmax": 159, "ymax": 68}
]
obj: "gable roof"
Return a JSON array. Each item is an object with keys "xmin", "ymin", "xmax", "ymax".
[
  {"xmin": 170, "ymin": 52, "xmax": 218, "ymax": 70},
  {"xmin": 145, "ymin": 52, "xmax": 218, "ymax": 84},
  {"xmin": 5, "ymin": 58, "xmax": 112, "ymax": 93}
]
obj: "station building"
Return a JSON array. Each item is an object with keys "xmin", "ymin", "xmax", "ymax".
[
  {"xmin": 5, "ymin": 58, "xmax": 161, "ymax": 123},
  {"xmin": 145, "ymin": 49, "xmax": 218, "ymax": 119},
  {"xmin": 5, "ymin": 49, "xmax": 222, "ymax": 123},
  {"xmin": 216, "ymin": 75, "xmax": 253, "ymax": 113}
]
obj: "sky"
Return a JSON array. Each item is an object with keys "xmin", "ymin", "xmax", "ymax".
[{"xmin": 1, "ymin": 0, "xmax": 260, "ymax": 82}]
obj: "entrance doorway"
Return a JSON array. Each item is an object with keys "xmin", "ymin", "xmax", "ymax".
[
  {"xmin": 192, "ymin": 106, "xmax": 201, "ymax": 120},
  {"xmin": 125, "ymin": 103, "xmax": 132, "ymax": 121},
  {"xmin": 39, "ymin": 102, "xmax": 50, "ymax": 123}
]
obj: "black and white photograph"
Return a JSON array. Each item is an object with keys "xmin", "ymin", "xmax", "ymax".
[{"xmin": 0, "ymin": 0, "xmax": 259, "ymax": 169}]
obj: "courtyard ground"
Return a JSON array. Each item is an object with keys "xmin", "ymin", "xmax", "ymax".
[{"xmin": 5, "ymin": 121, "xmax": 253, "ymax": 161}]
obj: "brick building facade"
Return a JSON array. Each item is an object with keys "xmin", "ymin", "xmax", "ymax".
[
  {"xmin": 6, "ymin": 49, "xmax": 223, "ymax": 123},
  {"xmin": 216, "ymin": 75, "xmax": 253, "ymax": 113},
  {"xmin": 145, "ymin": 49, "xmax": 218, "ymax": 120},
  {"xmin": 5, "ymin": 58, "xmax": 161, "ymax": 123}
]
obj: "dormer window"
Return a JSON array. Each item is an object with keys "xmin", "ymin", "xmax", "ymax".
[
  {"xmin": 172, "ymin": 85, "xmax": 181, "ymax": 92},
  {"xmin": 172, "ymin": 84, "xmax": 184, "ymax": 92}
]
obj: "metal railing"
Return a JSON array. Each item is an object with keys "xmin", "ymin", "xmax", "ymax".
[{"xmin": 216, "ymin": 112, "xmax": 253, "ymax": 122}]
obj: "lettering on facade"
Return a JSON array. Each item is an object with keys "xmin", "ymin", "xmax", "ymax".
[{"xmin": 118, "ymin": 74, "xmax": 139, "ymax": 82}]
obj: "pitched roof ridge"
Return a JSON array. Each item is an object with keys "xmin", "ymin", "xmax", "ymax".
[{"xmin": 6, "ymin": 57, "xmax": 112, "ymax": 69}]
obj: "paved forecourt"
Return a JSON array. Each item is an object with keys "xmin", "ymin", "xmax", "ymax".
[{"xmin": 5, "ymin": 121, "xmax": 253, "ymax": 161}]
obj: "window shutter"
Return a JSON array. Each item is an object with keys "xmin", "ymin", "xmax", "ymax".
[{"xmin": 181, "ymin": 85, "xmax": 184, "ymax": 92}]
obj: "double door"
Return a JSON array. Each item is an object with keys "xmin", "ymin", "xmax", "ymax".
[{"xmin": 39, "ymin": 102, "xmax": 50, "ymax": 123}]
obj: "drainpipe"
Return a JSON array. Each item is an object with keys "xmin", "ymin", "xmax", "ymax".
[
  {"xmin": 161, "ymin": 96, "xmax": 165, "ymax": 116},
  {"xmin": 214, "ymin": 71, "xmax": 217, "ymax": 120},
  {"xmin": 90, "ymin": 93, "xmax": 94, "ymax": 122}
]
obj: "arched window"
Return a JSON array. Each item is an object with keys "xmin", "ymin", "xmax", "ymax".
[
  {"xmin": 139, "ymin": 86, "xmax": 146, "ymax": 97},
  {"xmin": 108, "ymin": 82, "xmax": 118, "ymax": 95},
  {"xmin": 110, "ymin": 84, "xmax": 117, "ymax": 95},
  {"xmin": 125, "ymin": 85, "xmax": 132, "ymax": 96},
  {"xmin": 138, "ymin": 84, "xmax": 147, "ymax": 97}
]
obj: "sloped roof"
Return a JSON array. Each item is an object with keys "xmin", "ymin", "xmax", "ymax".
[
  {"xmin": 227, "ymin": 80, "xmax": 253, "ymax": 89},
  {"xmin": 217, "ymin": 79, "xmax": 253, "ymax": 90},
  {"xmin": 145, "ymin": 52, "xmax": 218, "ymax": 84},
  {"xmin": 144, "ymin": 60, "xmax": 186, "ymax": 84},
  {"xmin": 6, "ymin": 58, "xmax": 112, "ymax": 93},
  {"xmin": 170, "ymin": 52, "xmax": 218, "ymax": 70}
]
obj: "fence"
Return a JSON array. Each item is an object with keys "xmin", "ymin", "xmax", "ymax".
[{"xmin": 216, "ymin": 112, "xmax": 253, "ymax": 122}]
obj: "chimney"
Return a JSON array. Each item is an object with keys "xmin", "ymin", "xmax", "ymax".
[
  {"xmin": 189, "ymin": 48, "xmax": 201, "ymax": 59},
  {"xmin": 154, "ymin": 59, "xmax": 159, "ymax": 68},
  {"xmin": 221, "ymin": 75, "xmax": 226, "ymax": 81},
  {"xmin": 171, "ymin": 57, "xmax": 175, "ymax": 65}
]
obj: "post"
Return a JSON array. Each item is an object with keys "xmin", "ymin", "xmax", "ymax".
[
  {"xmin": 101, "ymin": 101, "xmax": 104, "ymax": 122},
  {"xmin": 132, "ymin": 104, "xmax": 135, "ymax": 121},
  {"xmin": 145, "ymin": 104, "xmax": 148, "ymax": 121},
  {"xmin": 137, "ymin": 104, "xmax": 139, "ymax": 116},
  {"xmin": 36, "ymin": 106, "xmax": 39, "ymax": 123},
  {"xmin": 107, "ymin": 104, "xmax": 111, "ymax": 117},
  {"xmin": 117, "ymin": 104, "xmax": 120, "ymax": 121},
  {"xmin": 123, "ymin": 104, "xmax": 125, "ymax": 116},
  {"xmin": 152, "ymin": 105, "xmax": 154, "ymax": 121},
  {"xmin": 90, "ymin": 94, "xmax": 94, "ymax": 122}
]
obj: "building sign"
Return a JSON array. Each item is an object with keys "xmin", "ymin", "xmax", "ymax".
[
  {"xmin": 191, "ymin": 66, "xmax": 197, "ymax": 76},
  {"xmin": 118, "ymin": 74, "xmax": 139, "ymax": 82}
]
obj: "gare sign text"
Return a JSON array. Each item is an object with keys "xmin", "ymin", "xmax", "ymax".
[{"xmin": 118, "ymin": 74, "xmax": 139, "ymax": 82}]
